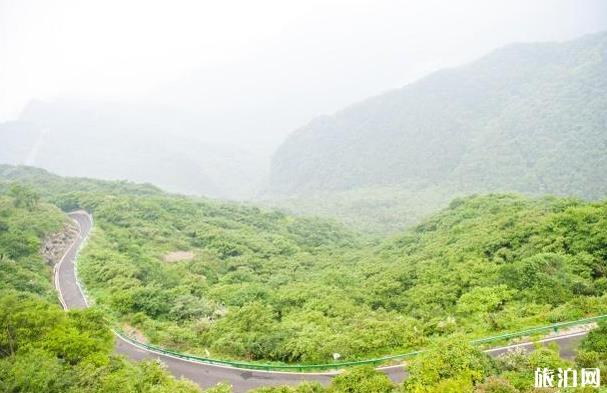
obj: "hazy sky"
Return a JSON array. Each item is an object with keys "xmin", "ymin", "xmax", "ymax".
[{"xmin": 1, "ymin": 0, "xmax": 607, "ymax": 123}]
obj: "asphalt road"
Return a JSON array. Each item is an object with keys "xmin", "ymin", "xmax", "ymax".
[
  {"xmin": 55, "ymin": 211, "xmax": 90, "ymax": 310},
  {"xmin": 56, "ymin": 211, "xmax": 586, "ymax": 392}
]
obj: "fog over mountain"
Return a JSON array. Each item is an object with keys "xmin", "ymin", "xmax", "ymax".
[
  {"xmin": 264, "ymin": 31, "xmax": 607, "ymax": 231},
  {"xmin": 0, "ymin": 99, "xmax": 266, "ymax": 198},
  {"xmin": 4, "ymin": 2, "xmax": 607, "ymax": 392},
  {"xmin": 1, "ymin": 0, "xmax": 606, "ymax": 202}
]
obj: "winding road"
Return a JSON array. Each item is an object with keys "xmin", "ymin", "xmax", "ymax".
[{"xmin": 55, "ymin": 211, "xmax": 587, "ymax": 392}]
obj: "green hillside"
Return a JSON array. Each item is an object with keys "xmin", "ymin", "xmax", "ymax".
[
  {"xmin": 0, "ymin": 188, "xmax": 203, "ymax": 392},
  {"xmin": 2, "ymin": 167, "xmax": 607, "ymax": 392},
  {"xmin": 78, "ymin": 192, "xmax": 607, "ymax": 362},
  {"xmin": 266, "ymin": 31, "xmax": 607, "ymax": 232},
  {"xmin": 5, "ymin": 167, "xmax": 606, "ymax": 362},
  {"xmin": 0, "ymin": 191, "xmax": 65, "ymax": 300},
  {"xmin": 0, "ymin": 164, "xmax": 163, "ymax": 198}
]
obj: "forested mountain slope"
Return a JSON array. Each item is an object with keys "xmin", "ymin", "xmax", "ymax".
[
  {"xmin": 84, "ymin": 192, "xmax": 605, "ymax": 363},
  {"xmin": 4, "ymin": 166, "xmax": 606, "ymax": 364},
  {"xmin": 2, "ymin": 166, "xmax": 607, "ymax": 392},
  {"xmin": 0, "ymin": 189, "xmax": 203, "ymax": 392},
  {"xmin": 266, "ymin": 31, "xmax": 607, "ymax": 232}
]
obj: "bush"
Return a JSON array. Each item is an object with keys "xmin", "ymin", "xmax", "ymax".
[{"xmin": 329, "ymin": 367, "xmax": 394, "ymax": 393}]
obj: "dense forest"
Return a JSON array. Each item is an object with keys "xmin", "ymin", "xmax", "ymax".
[
  {"xmin": 2, "ymin": 166, "xmax": 607, "ymax": 392},
  {"xmin": 2, "ymin": 1, "xmax": 606, "ymax": 390},
  {"xmin": 76, "ymin": 193, "xmax": 607, "ymax": 363},
  {"xmin": 0, "ymin": 190, "xmax": 202, "ymax": 392},
  {"xmin": 265, "ymin": 31, "xmax": 607, "ymax": 233}
]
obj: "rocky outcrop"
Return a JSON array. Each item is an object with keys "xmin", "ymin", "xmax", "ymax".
[{"xmin": 42, "ymin": 221, "xmax": 79, "ymax": 265}]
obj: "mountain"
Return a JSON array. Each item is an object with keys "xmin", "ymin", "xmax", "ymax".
[
  {"xmin": 0, "ymin": 35, "xmax": 386, "ymax": 201},
  {"xmin": 265, "ymin": 32, "xmax": 607, "ymax": 231},
  {"xmin": 0, "ymin": 98, "xmax": 267, "ymax": 199}
]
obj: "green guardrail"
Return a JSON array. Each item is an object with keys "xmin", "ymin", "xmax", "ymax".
[
  {"xmin": 471, "ymin": 314, "xmax": 607, "ymax": 345},
  {"xmin": 113, "ymin": 314, "xmax": 607, "ymax": 372},
  {"xmin": 113, "ymin": 328, "xmax": 422, "ymax": 371}
]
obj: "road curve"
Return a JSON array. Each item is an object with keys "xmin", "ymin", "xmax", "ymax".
[
  {"xmin": 56, "ymin": 211, "xmax": 399, "ymax": 391},
  {"xmin": 56, "ymin": 211, "xmax": 586, "ymax": 392}
]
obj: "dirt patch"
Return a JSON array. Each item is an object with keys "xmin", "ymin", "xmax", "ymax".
[
  {"xmin": 163, "ymin": 251, "xmax": 195, "ymax": 263},
  {"xmin": 122, "ymin": 324, "xmax": 148, "ymax": 343},
  {"xmin": 42, "ymin": 222, "xmax": 79, "ymax": 265}
]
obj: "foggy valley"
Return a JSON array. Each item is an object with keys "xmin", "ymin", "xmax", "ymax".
[{"xmin": 1, "ymin": 1, "xmax": 607, "ymax": 392}]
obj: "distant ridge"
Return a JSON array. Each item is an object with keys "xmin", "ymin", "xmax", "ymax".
[
  {"xmin": 268, "ymin": 31, "xmax": 607, "ymax": 199},
  {"xmin": 263, "ymin": 31, "xmax": 607, "ymax": 232}
]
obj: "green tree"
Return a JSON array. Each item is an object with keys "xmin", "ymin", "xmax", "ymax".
[
  {"xmin": 329, "ymin": 367, "xmax": 394, "ymax": 393},
  {"xmin": 575, "ymin": 321, "xmax": 607, "ymax": 377},
  {"xmin": 8, "ymin": 183, "xmax": 40, "ymax": 210},
  {"xmin": 403, "ymin": 338, "xmax": 495, "ymax": 392}
]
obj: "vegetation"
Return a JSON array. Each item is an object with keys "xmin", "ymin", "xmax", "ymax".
[
  {"xmin": 259, "ymin": 184, "xmax": 459, "ymax": 234},
  {"xmin": 576, "ymin": 322, "xmax": 607, "ymax": 377},
  {"xmin": 0, "ymin": 164, "xmax": 163, "ymax": 199},
  {"xmin": 2, "ymin": 168, "xmax": 607, "ymax": 392},
  {"xmin": 75, "ymin": 192, "xmax": 607, "ymax": 363},
  {"xmin": 0, "ymin": 191, "xmax": 64, "ymax": 300},
  {"xmin": 253, "ymin": 327, "xmax": 607, "ymax": 392},
  {"xmin": 266, "ymin": 31, "xmax": 607, "ymax": 232},
  {"xmin": 0, "ymin": 190, "xmax": 205, "ymax": 392},
  {"xmin": 72, "ymin": 192, "xmax": 367, "ymax": 362},
  {"xmin": 0, "ymin": 291, "xmax": 203, "ymax": 393},
  {"xmin": 10, "ymin": 165, "xmax": 602, "ymax": 366},
  {"xmin": 238, "ymin": 327, "xmax": 607, "ymax": 392}
]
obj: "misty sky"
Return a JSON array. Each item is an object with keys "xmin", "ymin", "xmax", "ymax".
[{"xmin": 1, "ymin": 0, "xmax": 607, "ymax": 129}]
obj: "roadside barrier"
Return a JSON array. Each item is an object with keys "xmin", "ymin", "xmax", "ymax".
[
  {"xmin": 112, "ymin": 327, "xmax": 421, "ymax": 371},
  {"xmin": 112, "ymin": 314, "xmax": 607, "ymax": 372},
  {"xmin": 470, "ymin": 314, "xmax": 607, "ymax": 345}
]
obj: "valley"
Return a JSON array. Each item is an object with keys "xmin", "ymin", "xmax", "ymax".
[
  {"xmin": 2, "ymin": 166, "xmax": 607, "ymax": 392},
  {"xmin": 1, "ymin": 12, "xmax": 606, "ymax": 392}
]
